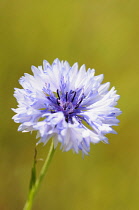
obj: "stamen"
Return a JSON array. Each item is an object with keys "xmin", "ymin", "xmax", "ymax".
[
  {"xmin": 63, "ymin": 104, "xmax": 67, "ymax": 110},
  {"xmin": 57, "ymin": 98, "xmax": 60, "ymax": 105},
  {"xmin": 71, "ymin": 91, "xmax": 76, "ymax": 102},
  {"xmin": 75, "ymin": 94, "xmax": 84, "ymax": 109},
  {"xmin": 57, "ymin": 89, "xmax": 60, "ymax": 99},
  {"xmin": 66, "ymin": 92, "xmax": 68, "ymax": 101},
  {"xmin": 51, "ymin": 110, "xmax": 56, "ymax": 113},
  {"xmin": 65, "ymin": 116, "xmax": 68, "ymax": 122},
  {"xmin": 47, "ymin": 96, "xmax": 51, "ymax": 101},
  {"xmin": 69, "ymin": 111, "xmax": 73, "ymax": 114}
]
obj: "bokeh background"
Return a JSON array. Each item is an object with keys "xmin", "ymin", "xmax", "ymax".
[{"xmin": 0, "ymin": 0, "xmax": 139, "ymax": 209}]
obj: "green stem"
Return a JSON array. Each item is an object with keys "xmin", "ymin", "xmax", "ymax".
[{"xmin": 23, "ymin": 141, "xmax": 55, "ymax": 210}]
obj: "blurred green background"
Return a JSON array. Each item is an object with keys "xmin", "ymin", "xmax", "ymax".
[{"xmin": 0, "ymin": 0, "xmax": 139, "ymax": 209}]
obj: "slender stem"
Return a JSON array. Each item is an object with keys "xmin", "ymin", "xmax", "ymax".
[{"xmin": 23, "ymin": 141, "xmax": 55, "ymax": 210}]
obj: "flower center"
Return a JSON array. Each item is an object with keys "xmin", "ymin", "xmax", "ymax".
[
  {"xmin": 44, "ymin": 87, "xmax": 85, "ymax": 123},
  {"xmin": 56, "ymin": 89, "xmax": 84, "ymax": 122}
]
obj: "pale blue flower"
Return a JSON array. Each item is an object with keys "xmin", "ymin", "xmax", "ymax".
[{"xmin": 12, "ymin": 59, "xmax": 121, "ymax": 155}]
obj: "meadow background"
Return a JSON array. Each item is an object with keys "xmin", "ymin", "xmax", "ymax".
[{"xmin": 0, "ymin": 0, "xmax": 139, "ymax": 209}]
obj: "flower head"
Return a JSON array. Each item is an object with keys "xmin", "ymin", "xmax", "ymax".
[{"xmin": 12, "ymin": 59, "xmax": 121, "ymax": 155}]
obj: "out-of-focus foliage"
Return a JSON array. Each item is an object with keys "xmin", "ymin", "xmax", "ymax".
[{"xmin": 0, "ymin": 0, "xmax": 139, "ymax": 209}]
